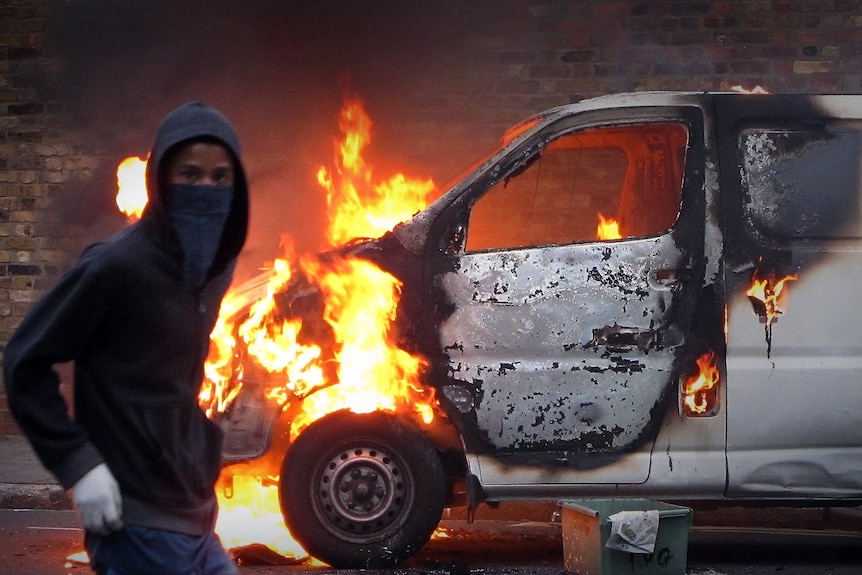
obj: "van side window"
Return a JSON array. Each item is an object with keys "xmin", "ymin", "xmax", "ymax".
[
  {"xmin": 740, "ymin": 127, "xmax": 862, "ymax": 240},
  {"xmin": 466, "ymin": 122, "xmax": 688, "ymax": 252},
  {"xmin": 465, "ymin": 122, "xmax": 688, "ymax": 252}
]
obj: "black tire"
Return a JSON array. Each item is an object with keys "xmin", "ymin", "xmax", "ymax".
[{"xmin": 279, "ymin": 410, "xmax": 445, "ymax": 568}]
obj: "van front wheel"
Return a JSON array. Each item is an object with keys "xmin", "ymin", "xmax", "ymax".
[{"xmin": 279, "ymin": 410, "xmax": 445, "ymax": 568}]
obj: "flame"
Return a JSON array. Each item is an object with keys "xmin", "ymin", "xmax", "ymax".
[
  {"xmin": 746, "ymin": 271, "xmax": 798, "ymax": 358},
  {"xmin": 682, "ymin": 350, "xmax": 719, "ymax": 416},
  {"xmin": 115, "ymin": 155, "xmax": 148, "ymax": 221},
  {"xmin": 596, "ymin": 213, "xmax": 621, "ymax": 240},
  {"xmin": 730, "ymin": 85, "xmax": 769, "ymax": 94},
  {"xmin": 201, "ymin": 97, "xmax": 438, "ymax": 427},
  {"xmin": 199, "ymin": 293, "xmax": 246, "ymax": 418},
  {"xmin": 286, "ymin": 256, "xmax": 432, "ymax": 434},
  {"xmin": 236, "ymin": 257, "xmax": 325, "ymax": 392},
  {"xmin": 65, "ymin": 551, "xmax": 90, "ymax": 566},
  {"xmin": 746, "ymin": 273, "xmax": 797, "ymax": 327},
  {"xmin": 214, "ymin": 476, "xmax": 310, "ymax": 561},
  {"xmin": 317, "ymin": 97, "xmax": 435, "ymax": 245}
]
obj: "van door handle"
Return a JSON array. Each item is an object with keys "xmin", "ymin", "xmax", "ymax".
[
  {"xmin": 649, "ymin": 268, "xmax": 689, "ymax": 289},
  {"xmin": 587, "ymin": 325, "xmax": 657, "ymax": 353},
  {"xmin": 586, "ymin": 324, "xmax": 684, "ymax": 352}
]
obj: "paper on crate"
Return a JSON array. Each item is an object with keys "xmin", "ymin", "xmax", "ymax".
[{"xmin": 605, "ymin": 510, "xmax": 659, "ymax": 553}]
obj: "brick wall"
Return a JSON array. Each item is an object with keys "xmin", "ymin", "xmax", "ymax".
[
  {"xmin": 398, "ymin": 0, "xmax": 862, "ymax": 179},
  {"xmin": 1, "ymin": 0, "xmax": 861, "ymax": 434},
  {"xmin": 0, "ymin": 0, "xmax": 88, "ymax": 433}
]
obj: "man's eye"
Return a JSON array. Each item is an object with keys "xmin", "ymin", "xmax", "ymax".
[{"xmin": 214, "ymin": 171, "xmax": 233, "ymax": 185}]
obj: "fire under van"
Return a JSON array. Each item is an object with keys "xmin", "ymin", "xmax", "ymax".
[{"xmin": 217, "ymin": 91, "xmax": 862, "ymax": 568}]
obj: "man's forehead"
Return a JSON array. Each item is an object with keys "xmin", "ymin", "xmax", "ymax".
[{"xmin": 172, "ymin": 141, "xmax": 233, "ymax": 163}]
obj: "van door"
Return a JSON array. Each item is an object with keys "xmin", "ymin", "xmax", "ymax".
[
  {"xmin": 429, "ymin": 106, "xmax": 707, "ymax": 482},
  {"xmin": 718, "ymin": 95, "xmax": 862, "ymax": 499}
]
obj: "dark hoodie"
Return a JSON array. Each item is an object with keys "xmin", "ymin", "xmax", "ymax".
[{"xmin": 3, "ymin": 102, "xmax": 249, "ymax": 535}]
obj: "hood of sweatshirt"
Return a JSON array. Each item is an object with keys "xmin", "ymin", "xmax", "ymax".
[{"xmin": 142, "ymin": 101, "xmax": 249, "ymax": 277}]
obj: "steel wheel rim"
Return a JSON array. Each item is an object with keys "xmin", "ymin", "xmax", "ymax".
[{"xmin": 311, "ymin": 441, "xmax": 414, "ymax": 542}]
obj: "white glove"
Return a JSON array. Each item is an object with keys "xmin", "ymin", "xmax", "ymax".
[{"xmin": 71, "ymin": 463, "xmax": 123, "ymax": 535}]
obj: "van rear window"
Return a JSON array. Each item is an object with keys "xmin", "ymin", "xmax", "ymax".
[{"xmin": 740, "ymin": 127, "xmax": 862, "ymax": 240}]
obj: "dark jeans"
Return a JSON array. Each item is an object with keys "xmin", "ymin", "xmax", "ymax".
[{"xmin": 85, "ymin": 525, "xmax": 238, "ymax": 575}]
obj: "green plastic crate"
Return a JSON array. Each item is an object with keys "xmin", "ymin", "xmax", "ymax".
[{"xmin": 560, "ymin": 499, "xmax": 692, "ymax": 575}]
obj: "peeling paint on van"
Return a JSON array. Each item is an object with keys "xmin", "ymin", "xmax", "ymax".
[{"xmin": 439, "ymin": 235, "xmax": 687, "ymax": 455}]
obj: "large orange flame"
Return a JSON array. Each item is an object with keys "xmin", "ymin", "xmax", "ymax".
[
  {"xmin": 215, "ymin": 477, "xmax": 309, "ymax": 561},
  {"xmin": 290, "ymin": 256, "xmax": 433, "ymax": 433},
  {"xmin": 201, "ymin": 97, "xmax": 438, "ymax": 427},
  {"xmin": 317, "ymin": 97, "xmax": 435, "ymax": 245}
]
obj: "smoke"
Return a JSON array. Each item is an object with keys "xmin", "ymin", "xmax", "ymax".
[{"xmin": 47, "ymin": 0, "xmax": 468, "ymax": 280}]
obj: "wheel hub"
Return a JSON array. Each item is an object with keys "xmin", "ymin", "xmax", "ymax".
[{"xmin": 314, "ymin": 445, "xmax": 412, "ymax": 540}]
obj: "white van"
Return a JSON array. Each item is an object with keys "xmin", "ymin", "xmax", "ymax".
[{"xmin": 219, "ymin": 91, "xmax": 862, "ymax": 568}]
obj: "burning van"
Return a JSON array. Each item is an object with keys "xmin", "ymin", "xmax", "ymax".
[{"xmin": 210, "ymin": 91, "xmax": 862, "ymax": 568}]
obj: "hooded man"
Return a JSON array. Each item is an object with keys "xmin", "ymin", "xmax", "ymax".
[{"xmin": 3, "ymin": 101, "xmax": 249, "ymax": 575}]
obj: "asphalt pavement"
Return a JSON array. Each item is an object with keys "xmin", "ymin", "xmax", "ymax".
[{"xmin": 0, "ymin": 433, "xmax": 72, "ymax": 511}]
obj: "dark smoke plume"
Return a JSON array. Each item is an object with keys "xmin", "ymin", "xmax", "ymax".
[{"xmin": 48, "ymin": 0, "xmax": 469, "ymax": 280}]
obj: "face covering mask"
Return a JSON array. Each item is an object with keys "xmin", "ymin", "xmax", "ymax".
[{"xmin": 165, "ymin": 183, "xmax": 234, "ymax": 288}]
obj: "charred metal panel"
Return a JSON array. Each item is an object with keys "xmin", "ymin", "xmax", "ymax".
[
  {"xmin": 725, "ymin": 251, "xmax": 862, "ymax": 498},
  {"xmin": 472, "ymin": 401, "xmax": 727, "ymax": 493},
  {"xmin": 718, "ymin": 94, "xmax": 862, "ymax": 501},
  {"xmin": 440, "ymin": 236, "xmax": 688, "ymax": 459},
  {"xmin": 740, "ymin": 128, "xmax": 862, "ymax": 240},
  {"xmin": 219, "ymin": 381, "xmax": 282, "ymax": 462}
]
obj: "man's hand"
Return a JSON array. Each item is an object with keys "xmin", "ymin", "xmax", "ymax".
[{"xmin": 71, "ymin": 463, "xmax": 123, "ymax": 535}]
